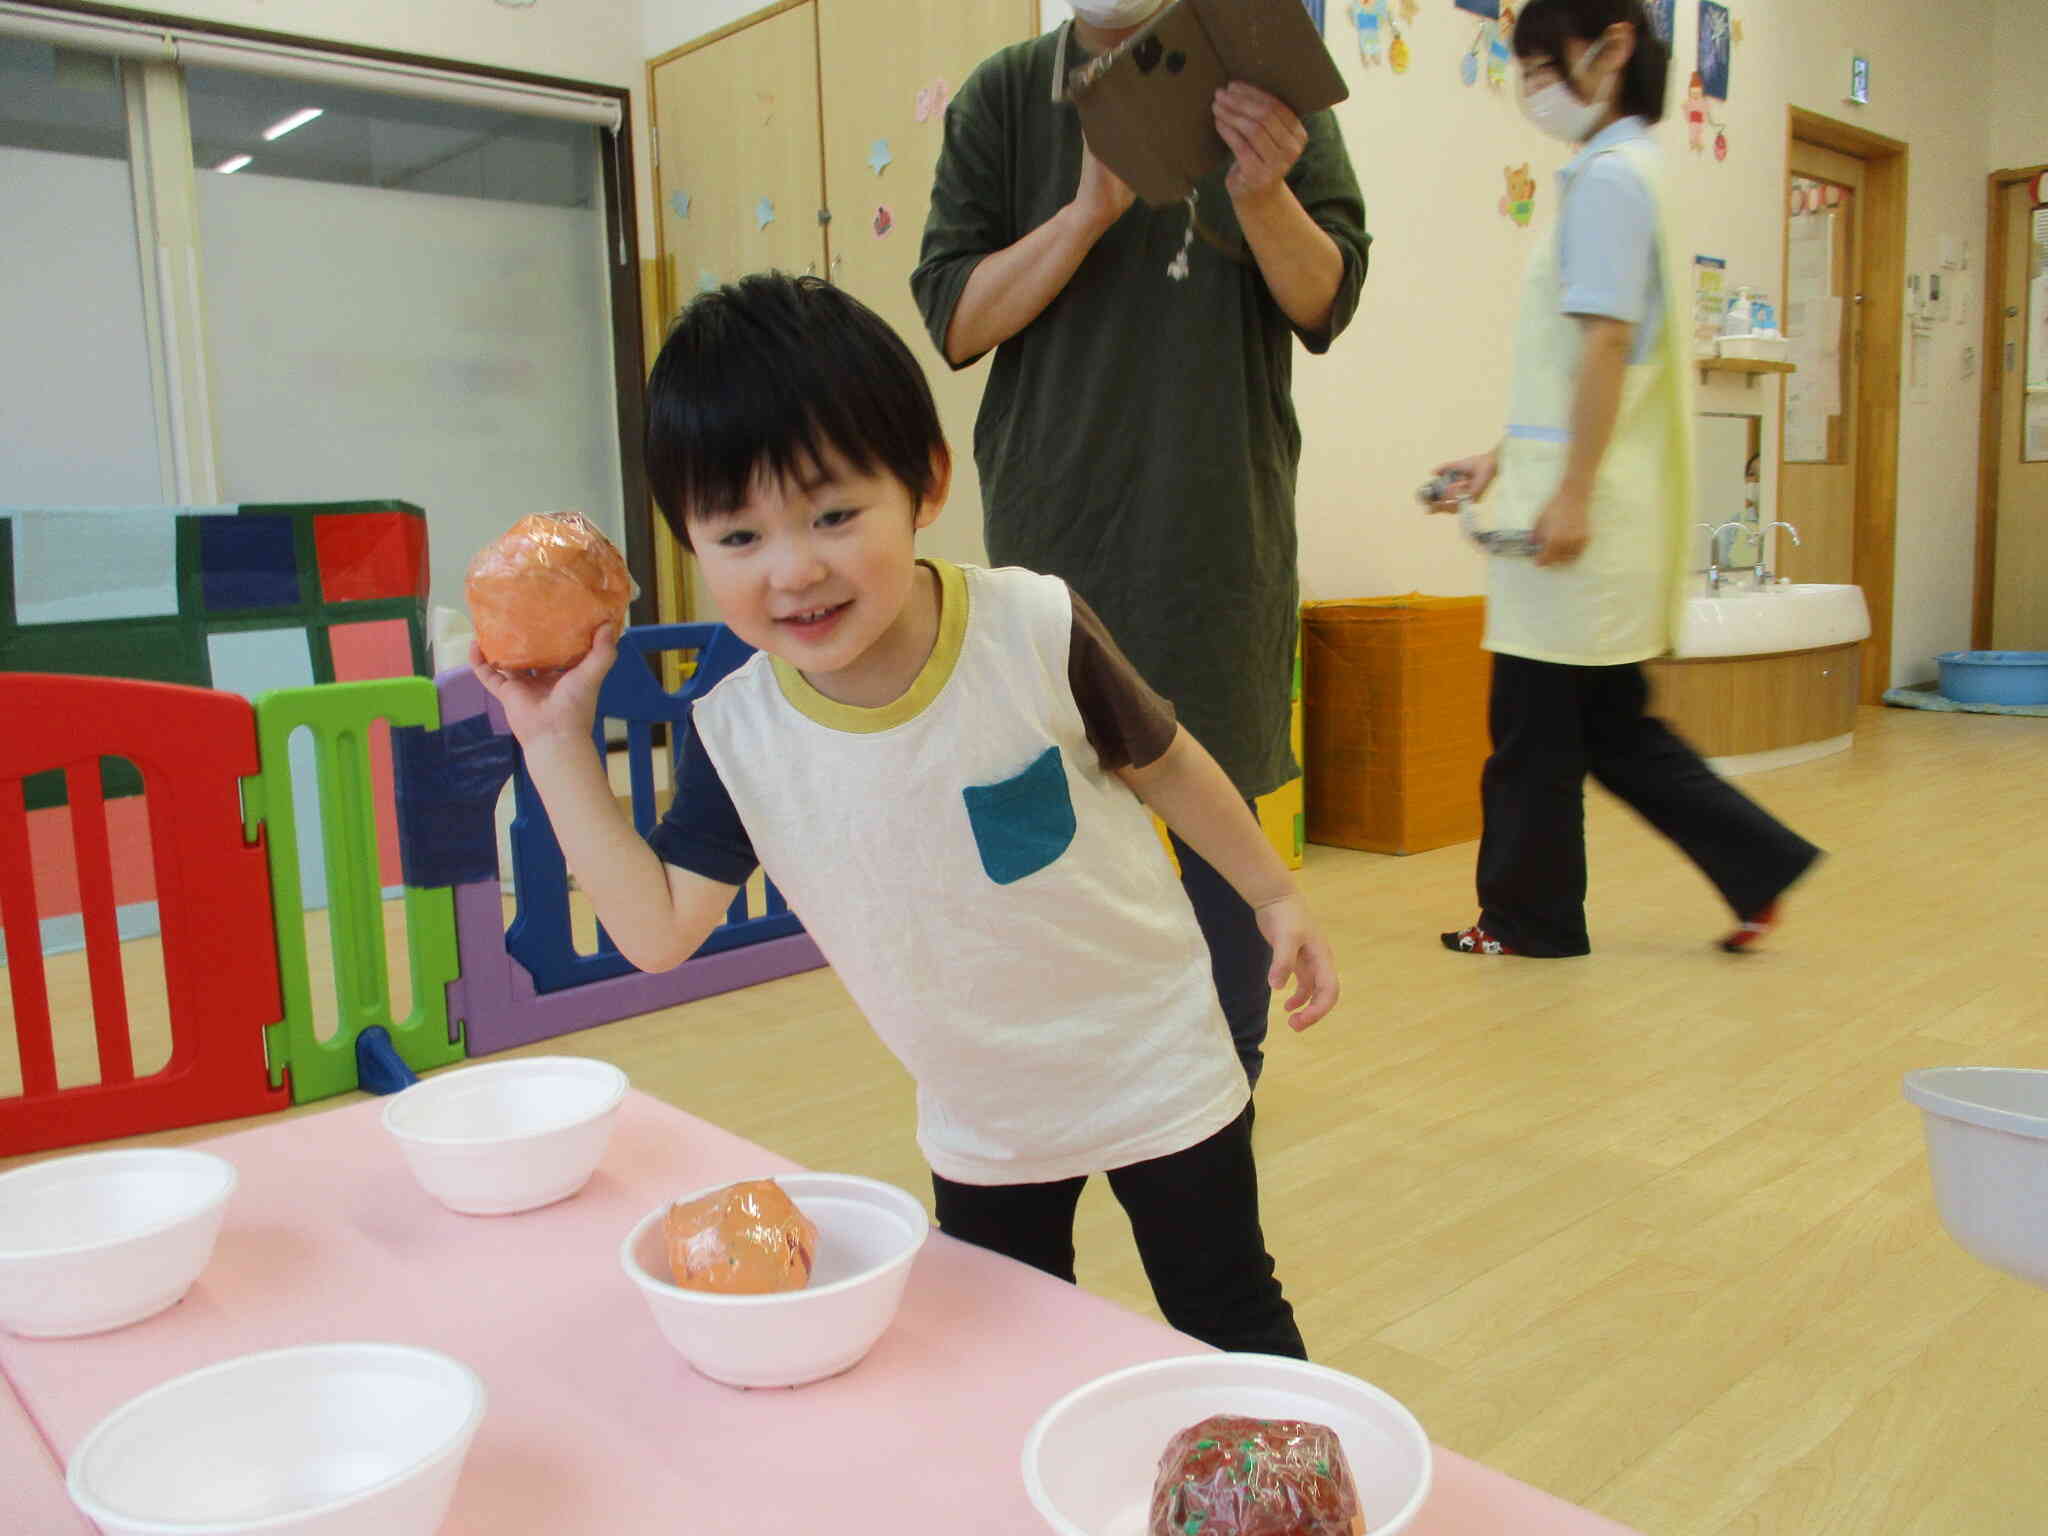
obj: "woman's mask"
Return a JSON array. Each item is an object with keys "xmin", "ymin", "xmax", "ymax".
[{"xmin": 1519, "ymin": 37, "xmax": 1611, "ymax": 143}]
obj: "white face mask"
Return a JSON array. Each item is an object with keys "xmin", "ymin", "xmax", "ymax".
[
  {"xmin": 1519, "ymin": 38, "xmax": 1610, "ymax": 143},
  {"xmin": 1071, "ymin": 0, "xmax": 1167, "ymax": 28}
]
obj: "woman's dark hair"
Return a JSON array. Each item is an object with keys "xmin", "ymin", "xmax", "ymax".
[
  {"xmin": 1511, "ymin": 0, "xmax": 1670, "ymax": 124},
  {"xmin": 644, "ymin": 273, "xmax": 947, "ymax": 549}
]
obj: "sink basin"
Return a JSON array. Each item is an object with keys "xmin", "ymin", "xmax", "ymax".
[{"xmin": 1672, "ymin": 582, "xmax": 1870, "ymax": 659}]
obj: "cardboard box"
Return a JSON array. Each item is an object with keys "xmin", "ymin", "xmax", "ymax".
[
  {"xmin": 1302, "ymin": 596, "xmax": 1490, "ymax": 856},
  {"xmin": 1069, "ymin": 0, "xmax": 1348, "ymax": 207}
]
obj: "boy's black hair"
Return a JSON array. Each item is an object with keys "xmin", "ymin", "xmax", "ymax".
[
  {"xmin": 1511, "ymin": 0, "xmax": 1670, "ymax": 124},
  {"xmin": 644, "ymin": 273, "xmax": 947, "ymax": 549}
]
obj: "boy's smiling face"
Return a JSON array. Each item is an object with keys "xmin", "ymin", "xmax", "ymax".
[{"xmin": 689, "ymin": 445, "xmax": 949, "ymax": 709}]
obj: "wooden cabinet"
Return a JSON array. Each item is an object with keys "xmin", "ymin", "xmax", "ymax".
[
  {"xmin": 646, "ymin": 0, "xmax": 1037, "ymax": 619},
  {"xmin": 815, "ymin": 0, "xmax": 1030, "ymax": 574},
  {"xmin": 650, "ymin": 3, "xmax": 830, "ymax": 297},
  {"xmin": 1645, "ymin": 642, "xmax": 1861, "ymax": 761}
]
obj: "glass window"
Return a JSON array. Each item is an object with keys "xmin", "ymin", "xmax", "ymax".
[
  {"xmin": 184, "ymin": 66, "xmax": 595, "ymax": 209},
  {"xmin": 0, "ymin": 40, "xmax": 165, "ymax": 504},
  {"xmin": 185, "ymin": 66, "xmax": 623, "ymax": 612}
]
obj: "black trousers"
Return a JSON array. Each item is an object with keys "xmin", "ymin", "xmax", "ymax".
[
  {"xmin": 1171, "ymin": 803, "xmax": 1273, "ymax": 1089},
  {"xmin": 931, "ymin": 1107, "xmax": 1306, "ymax": 1359},
  {"xmin": 1477, "ymin": 652, "xmax": 1822, "ymax": 957}
]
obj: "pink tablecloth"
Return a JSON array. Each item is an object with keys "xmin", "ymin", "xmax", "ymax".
[
  {"xmin": 1, "ymin": 1093, "xmax": 1640, "ymax": 1534},
  {"xmin": 1, "ymin": 1364, "xmax": 95, "ymax": 1534}
]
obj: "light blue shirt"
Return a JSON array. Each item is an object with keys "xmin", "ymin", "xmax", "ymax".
[{"xmin": 1557, "ymin": 117, "xmax": 1663, "ymax": 362}]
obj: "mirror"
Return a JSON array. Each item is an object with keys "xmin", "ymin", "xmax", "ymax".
[{"xmin": 1695, "ymin": 411, "xmax": 1762, "ymax": 568}]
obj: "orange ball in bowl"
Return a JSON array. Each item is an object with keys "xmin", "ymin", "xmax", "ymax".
[{"xmin": 664, "ymin": 1179, "xmax": 819, "ymax": 1296}]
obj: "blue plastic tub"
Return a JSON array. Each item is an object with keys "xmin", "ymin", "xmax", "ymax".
[{"xmin": 1936, "ymin": 651, "xmax": 2048, "ymax": 706}]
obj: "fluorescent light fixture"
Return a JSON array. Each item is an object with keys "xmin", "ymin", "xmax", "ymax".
[
  {"xmin": 261, "ymin": 107, "xmax": 323, "ymax": 141},
  {"xmin": 214, "ymin": 154, "xmax": 252, "ymax": 174}
]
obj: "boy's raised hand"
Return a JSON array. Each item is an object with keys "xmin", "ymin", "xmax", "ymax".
[
  {"xmin": 470, "ymin": 623, "xmax": 618, "ymax": 748},
  {"xmin": 1253, "ymin": 892, "xmax": 1340, "ymax": 1032}
]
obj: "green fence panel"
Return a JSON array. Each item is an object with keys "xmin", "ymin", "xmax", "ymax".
[{"xmin": 245, "ymin": 677, "xmax": 462, "ymax": 1102}]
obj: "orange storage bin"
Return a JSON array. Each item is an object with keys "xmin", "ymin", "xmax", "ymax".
[{"xmin": 1302, "ymin": 596, "xmax": 1490, "ymax": 855}]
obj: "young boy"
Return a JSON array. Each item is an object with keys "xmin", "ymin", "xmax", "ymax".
[{"xmin": 472, "ymin": 274, "xmax": 1338, "ymax": 1358}]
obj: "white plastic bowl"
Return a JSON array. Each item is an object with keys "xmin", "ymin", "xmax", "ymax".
[
  {"xmin": 1904, "ymin": 1066, "xmax": 2048, "ymax": 1288},
  {"xmin": 1023, "ymin": 1353, "xmax": 1434, "ymax": 1536},
  {"xmin": 67, "ymin": 1342, "xmax": 485, "ymax": 1536},
  {"xmin": 0, "ymin": 1149, "xmax": 236, "ymax": 1338},
  {"xmin": 382, "ymin": 1055, "xmax": 627, "ymax": 1215},
  {"xmin": 619, "ymin": 1172, "xmax": 929, "ymax": 1388}
]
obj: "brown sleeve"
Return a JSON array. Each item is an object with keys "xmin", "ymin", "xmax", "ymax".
[{"xmin": 1067, "ymin": 589, "xmax": 1178, "ymax": 772}]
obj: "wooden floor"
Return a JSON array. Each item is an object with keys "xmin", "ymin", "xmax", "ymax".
[{"xmin": 7, "ymin": 703, "xmax": 2047, "ymax": 1534}]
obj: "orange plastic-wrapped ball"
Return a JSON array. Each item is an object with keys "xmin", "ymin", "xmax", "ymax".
[
  {"xmin": 466, "ymin": 511, "xmax": 631, "ymax": 673},
  {"xmin": 664, "ymin": 1179, "xmax": 819, "ymax": 1295}
]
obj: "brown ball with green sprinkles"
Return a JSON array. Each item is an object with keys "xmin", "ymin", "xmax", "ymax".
[{"xmin": 1147, "ymin": 1413, "xmax": 1365, "ymax": 1536}]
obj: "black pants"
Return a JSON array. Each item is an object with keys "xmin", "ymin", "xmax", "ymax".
[
  {"xmin": 1477, "ymin": 652, "xmax": 1822, "ymax": 957},
  {"xmin": 931, "ymin": 1107, "xmax": 1306, "ymax": 1359},
  {"xmin": 1172, "ymin": 807, "xmax": 1272, "ymax": 1088}
]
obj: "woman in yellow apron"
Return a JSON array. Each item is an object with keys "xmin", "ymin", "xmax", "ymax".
[{"xmin": 1428, "ymin": 0, "xmax": 1818, "ymax": 958}]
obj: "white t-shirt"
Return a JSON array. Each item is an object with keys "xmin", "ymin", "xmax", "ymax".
[{"xmin": 660, "ymin": 560, "xmax": 1248, "ymax": 1185}]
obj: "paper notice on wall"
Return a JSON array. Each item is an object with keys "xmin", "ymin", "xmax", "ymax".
[
  {"xmin": 1810, "ymin": 296, "xmax": 1843, "ymax": 415},
  {"xmin": 2028, "ymin": 210, "xmax": 2048, "ymax": 388},
  {"xmin": 1787, "ymin": 210, "xmax": 1832, "ymax": 300},
  {"xmin": 1693, "ymin": 253, "xmax": 1727, "ymax": 357},
  {"xmin": 1784, "ymin": 295, "xmax": 1843, "ymax": 419},
  {"xmin": 1785, "ymin": 413, "xmax": 1828, "ymax": 462},
  {"xmin": 1784, "ymin": 379, "xmax": 1828, "ymax": 462},
  {"xmin": 2030, "ymin": 267, "xmax": 2048, "ymax": 388},
  {"xmin": 2026, "ymin": 392, "xmax": 2048, "ymax": 463}
]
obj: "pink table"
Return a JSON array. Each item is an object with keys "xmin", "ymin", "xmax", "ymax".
[
  {"xmin": 1, "ymin": 1094, "xmax": 1640, "ymax": 1534},
  {"xmin": 2, "ymin": 1368, "xmax": 95, "ymax": 1533}
]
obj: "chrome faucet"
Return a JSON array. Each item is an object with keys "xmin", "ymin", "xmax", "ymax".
[
  {"xmin": 1706, "ymin": 521, "xmax": 1749, "ymax": 594},
  {"xmin": 1757, "ymin": 521, "xmax": 1801, "ymax": 586}
]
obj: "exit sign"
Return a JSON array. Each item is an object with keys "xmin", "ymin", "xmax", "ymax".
[{"xmin": 1848, "ymin": 55, "xmax": 1870, "ymax": 105}]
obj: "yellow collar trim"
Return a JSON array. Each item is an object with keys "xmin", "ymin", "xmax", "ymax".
[{"xmin": 770, "ymin": 559, "xmax": 968, "ymax": 733}]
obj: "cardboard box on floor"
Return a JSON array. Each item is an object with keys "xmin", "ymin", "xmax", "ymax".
[
  {"xmin": 1303, "ymin": 597, "xmax": 1490, "ymax": 856},
  {"xmin": 1069, "ymin": 0, "xmax": 1348, "ymax": 208}
]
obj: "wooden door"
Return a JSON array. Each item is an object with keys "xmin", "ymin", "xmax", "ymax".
[
  {"xmin": 1778, "ymin": 142, "xmax": 1866, "ymax": 585},
  {"xmin": 650, "ymin": 3, "xmax": 830, "ymax": 310},
  {"xmin": 1991, "ymin": 178, "xmax": 2048, "ymax": 648},
  {"xmin": 648, "ymin": 1, "xmax": 832, "ymax": 621},
  {"xmin": 815, "ymin": 0, "xmax": 1035, "ymax": 572}
]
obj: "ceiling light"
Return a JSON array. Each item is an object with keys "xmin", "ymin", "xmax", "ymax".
[
  {"xmin": 261, "ymin": 107, "xmax": 323, "ymax": 141},
  {"xmin": 215, "ymin": 154, "xmax": 252, "ymax": 174}
]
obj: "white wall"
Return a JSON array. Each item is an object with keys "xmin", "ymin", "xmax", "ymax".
[
  {"xmin": 1294, "ymin": 0, "xmax": 2003, "ymax": 685},
  {"xmin": 1989, "ymin": 0, "xmax": 2048, "ymax": 171},
  {"xmin": 147, "ymin": 0, "xmax": 642, "ymax": 95},
  {"xmin": 644, "ymin": 0, "xmax": 771, "ymax": 57}
]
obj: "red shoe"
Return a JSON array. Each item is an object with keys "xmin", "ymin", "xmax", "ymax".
[
  {"xmin": 1719, "ymin": 901, "xmax": 1780, "ymax": 953},
  {"xmin": 1442, "ymin": 923, "xmax": 1516, "ymax": 956}
]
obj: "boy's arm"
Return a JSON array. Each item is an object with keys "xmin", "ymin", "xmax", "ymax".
[
  {"xmin": 472, "ymin": 629, "xmax": 737, "ymax": 974},
  {"xmin": 516, "ymin": 732, "xmax": 738, "ymax": 974},
  {"xmin": 1117, "ymin": 728, "xmax": 1340, "ymax": 1031}
]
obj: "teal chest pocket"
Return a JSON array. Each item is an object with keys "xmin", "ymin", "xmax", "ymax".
[{"xmin": 962, "ymin": 745, "xmax": 1077, "ymax": 886}]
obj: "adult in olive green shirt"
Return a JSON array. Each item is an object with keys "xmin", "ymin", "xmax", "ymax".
[{"xmin": 911, "ymin": 7, "xmax": 1369, "ymax": 1088}]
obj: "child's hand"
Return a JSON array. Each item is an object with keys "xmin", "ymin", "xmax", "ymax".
[
  {"xmin": 1253, "ymin": 892, "xmax": 1339, "ymax": 1032},
  {"xmin": 470, "ymin": 624, "xmax": 617, "ymax": 748}
]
